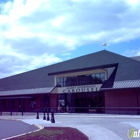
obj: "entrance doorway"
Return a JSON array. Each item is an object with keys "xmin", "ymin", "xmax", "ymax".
[{"xmin": 75, "ymin": 92, "xmax": 104, "ymax": 113}]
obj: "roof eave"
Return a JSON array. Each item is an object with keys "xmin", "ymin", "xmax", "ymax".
[{"xmin": 48, "ymin": 63, "xmax": 118, "ymax": 76}]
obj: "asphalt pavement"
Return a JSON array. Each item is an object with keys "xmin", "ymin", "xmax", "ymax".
[{"xmin": 0, "ymin": 119, "xmax": 38, "ymax": 139}]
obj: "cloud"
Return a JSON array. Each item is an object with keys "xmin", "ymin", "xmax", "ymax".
[
  {"xmin": 0, "ymin": 0, "xmax": 140, "ymax": 78},
  {"xmin": 123, "ymin": 48, "xmax": 140, "ymax": 56},
  {"xmin": 0, "ymin": 49, "xmax": 62, "ymax": 78}
]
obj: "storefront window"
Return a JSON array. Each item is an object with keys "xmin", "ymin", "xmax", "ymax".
[
  {"xmin": 12, "ymin": 99, "xmax": 15, "ymax": 108},
  {"xmin": 56, "ymin": 72, "xmax": 105, "ymax": 87},
  {"xmin": 30, "ymin": 97, "xmax": 36, "ymax": 108},
  {"xmin": 1, "ymin": 100, "xmax": 5, "ymax": 108}
]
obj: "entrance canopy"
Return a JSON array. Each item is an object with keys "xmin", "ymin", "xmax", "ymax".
[
  {"xmin": 51, "ymin": 84, "xmax": 102, "ymax": 94},
  {"xmin": 0, "ymin": 87, "xmax": 54, "ymax": 96},
  {"xmin": 0, "ymin": 96, "xmax": 32, "ymax": 99}
]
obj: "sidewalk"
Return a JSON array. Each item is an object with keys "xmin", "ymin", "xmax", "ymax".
[{"xmin": 0, "ymin": 113, "xmax": 140, "ymax": 140}]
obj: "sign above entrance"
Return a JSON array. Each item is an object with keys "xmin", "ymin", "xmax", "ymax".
[
  {"xmin": 63, "ymin": 85, "xmax": 96, "ymax": 93},
  {"xmin": 51, "ymin": 84, "xmax": 102, "ymax": 94}
]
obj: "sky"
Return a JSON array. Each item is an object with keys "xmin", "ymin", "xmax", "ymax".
[{"xmin": 0, "ymin": 0, "xmax": 140, "ymax": 79}]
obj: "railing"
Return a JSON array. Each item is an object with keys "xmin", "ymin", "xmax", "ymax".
[
  {"xmin": 1, "ymin": 107, "xmax": 140, "ymax": 116},
  {"xmin": 41, "ymin": 107, "xmax": 140, "ymax": 115}
]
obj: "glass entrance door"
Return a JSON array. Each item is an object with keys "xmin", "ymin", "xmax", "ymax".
[{"xmin": 75, "ymin": 92, "xmax": 104, "ymax": 113}]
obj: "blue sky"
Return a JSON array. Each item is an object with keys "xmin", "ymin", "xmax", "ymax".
[
  {"xmin": 0, "ymin": 0, "xmax": 140, "ymax": 78},
  {"xmin": 59, "ymin": 38, "xmax": 140, "ymax": 60}
]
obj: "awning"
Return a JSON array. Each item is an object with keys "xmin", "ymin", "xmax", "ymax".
[
  {"xmin": 0, "ymin": 96, "xmax": 32, "ymax": 99},
  {"xmin": 51, "ymin": 84, "xmax": 102, "ymax": 94},
  {"xmin": 101, "ymin": 79, "xmax": 140, "ymax": 90},
  {"xmin": 0, "ymin": 87, "xmax": 54, "ymax": 96}
]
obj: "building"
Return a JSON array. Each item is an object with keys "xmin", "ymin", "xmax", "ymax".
[{"xmin": 0, "ymin": 50, "xmax": 140, "ymax": 114}]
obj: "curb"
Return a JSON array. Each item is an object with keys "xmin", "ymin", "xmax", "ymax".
[
  {"xmin": 54, "ymin": 114, "xmax": 140, "ymax": 119},
  {"xmin": 0, "ymin": 118, "xmax": 20, "ymax": 121}
]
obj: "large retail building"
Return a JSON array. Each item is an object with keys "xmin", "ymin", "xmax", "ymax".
[{"xmin": 0, "ymin": 50, "xmax": 140, "ymax": 114}]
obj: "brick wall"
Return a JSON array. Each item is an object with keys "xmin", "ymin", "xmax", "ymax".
[
  {"xmin": 50, "ymin": 94, "xmax": 58, "ymax": 112},
  {"xmin": 105, "ymin": 89, "xmax": 140, "ymax": 114}
]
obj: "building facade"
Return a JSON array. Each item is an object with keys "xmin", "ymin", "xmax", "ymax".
[{"xmin": 0, "ymin": 50, "xmax": 140, "ymax": 114}]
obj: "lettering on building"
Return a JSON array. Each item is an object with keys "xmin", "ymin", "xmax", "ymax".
[{"xmin": 63, "ymin": 85, "xmax": 97, "ymax": 93}]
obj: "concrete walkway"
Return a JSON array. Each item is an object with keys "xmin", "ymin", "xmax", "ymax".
[{"xmin": 1, "ymin": 113, "xmax": 140, "ymax": 140}]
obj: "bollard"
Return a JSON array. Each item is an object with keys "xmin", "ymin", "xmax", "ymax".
[
  {"xmin": 51, "ymin": 109, "xmax": 55, "ymax": 123},
  {"xmin": 36, "ymin": 110, "xmax": 39, "ymax": 119},
  {"xmin": 43, "ymin": 111, "xmax": 46, "ymax": 120},
  {"xmin": 47, "ymin": 109, "xmax": 50, "ymax": 121},
  {"xmin": 22, "ymin": 111, "xmax": 23, "ymax": 116}
]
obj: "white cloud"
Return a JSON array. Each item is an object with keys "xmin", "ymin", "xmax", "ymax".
[
  {"xmin": 127, "ymin": 0, "xmax": 139, "ymax": 5},
  {"xmin": 29, "ymin": 53, "xmax": 62, "ymax": 69},
  {"xmin": 0, "ymin": 0, "xmax": 140, "ymax": 78},
  {"xmin": 0, "ymin": 48, "xmax": 62, "ymax": 78},
  {"xmin": 123, "ymin": 48, "xmax": 140, "ymax": 56}
]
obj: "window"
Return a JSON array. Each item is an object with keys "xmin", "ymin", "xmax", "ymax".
[
  {"xmin": 1, "ymin": 100, "xmax": 6, "ymax": 108},
  {"xmin": 92, "ymin": 74, "xmax": 96, "ymax": 79},
  {"xmin": 57, "ymin": 77, "xmax": 64, "ymax": 87},
  {"xmin": 30, "ymin": 96, "xmax": 36, "ymax": 108},
  {"xmin": 63, "ymin": 77, "xmax": 66, "ymax": 86},
  {"xmin": 56, "ymin": 72, "xmax": 105, "ymax": 87},
  {"xmin": 12, "ymin": 99, "xmax": 15, "ymax": 108},
  {"xmin": 101, "ymin": 73, "xmax": 105, "ymax": 82},
  {"xmin": 96, "ymin": 73, "xmax": 100, "ymax": 79}
]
